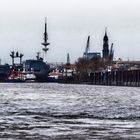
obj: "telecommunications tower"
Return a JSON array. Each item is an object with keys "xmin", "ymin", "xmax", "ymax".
[{"xmin": 41, "ymin": 17, "xmax": 50, "ymax": 62}]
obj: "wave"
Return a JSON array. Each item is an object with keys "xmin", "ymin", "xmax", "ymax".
[{"xmin": 5, "ymin": 110, "xmax": 140, "ymax": 121}]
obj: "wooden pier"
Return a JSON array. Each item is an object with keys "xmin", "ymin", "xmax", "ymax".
[{"xmin": 90, "ymin": 70, "xmax": 140, "ymax": 86}]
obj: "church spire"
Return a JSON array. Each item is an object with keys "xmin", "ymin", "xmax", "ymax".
[
  {"xmin": 104, "ymin": 27, "xmax": 108, "ymax": 42},
  {"xmin": 102, "ymin": 27, "xmax": 109, "ymax": 58}
]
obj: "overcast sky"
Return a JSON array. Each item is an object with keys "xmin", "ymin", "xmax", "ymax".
[{"xmin": 0, "ymin": 0, "xmax": 140, "ymax": 64}]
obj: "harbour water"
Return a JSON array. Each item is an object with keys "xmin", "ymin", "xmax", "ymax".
[{"xmin": 0, "ymin": 83, "xmax": 140, "ymax": 140}]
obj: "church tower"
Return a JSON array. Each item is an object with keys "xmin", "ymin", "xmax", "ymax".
[{"xmin": 102, "ymin": 28, "xmax": 109, "ymax": 58}]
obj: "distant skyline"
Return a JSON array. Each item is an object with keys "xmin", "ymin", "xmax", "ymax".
[{"xmin": 0, "ymin": 0, "xmax": 140, "ymax": 64}]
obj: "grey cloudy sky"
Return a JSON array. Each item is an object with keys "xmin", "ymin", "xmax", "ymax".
[{"xmin": 0, "ymin": 0, "xmax": 140, "ymax": 64}]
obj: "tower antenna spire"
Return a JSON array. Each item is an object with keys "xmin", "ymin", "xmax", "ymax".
[
  {"xmin": 41, "ymin": 17, "xmax": 50, "ymax": 62},
  {"xmin": 44, "ymin": 17, "xmax": 47, "ymax": 43}
]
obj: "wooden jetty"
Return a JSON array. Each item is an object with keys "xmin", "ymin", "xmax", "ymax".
[{"xmin": 90, "ymin": 70, "xmax": 140, "ymax": 86}]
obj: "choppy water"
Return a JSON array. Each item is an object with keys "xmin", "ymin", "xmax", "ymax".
[{"xmin": 0, "ymin": 83, "xmax": 140, "ymax": 140}]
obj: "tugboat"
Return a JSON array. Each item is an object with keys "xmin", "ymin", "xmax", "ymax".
[
  {"xmin": 8, "ymin": 51, "xmax": 51, "ymax": 82},
  {"xmin": 8, "ymin": 51, "xmax": 25, "ymax": 82}
]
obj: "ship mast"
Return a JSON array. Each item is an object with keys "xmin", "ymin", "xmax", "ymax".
[{"xmin": 41, "ymin": 17, "xmax": 50, "ymax": 62}]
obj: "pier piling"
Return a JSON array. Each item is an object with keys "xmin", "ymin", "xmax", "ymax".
[{"xmin": 90, "ymin": 69, "xmax": 140, "ymax": 87}]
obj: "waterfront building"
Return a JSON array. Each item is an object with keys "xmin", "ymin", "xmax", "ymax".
[
  {"xmin": 83, "ymin": 36, "xmax": 101, "ymax": 60},
  {"xmin": 83, "ymin": 52, "xmax": 101, "ymax": 60}
]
